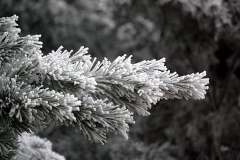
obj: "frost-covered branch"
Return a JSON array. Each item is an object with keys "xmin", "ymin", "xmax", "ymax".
[
  {"xmin": 0, "ymin": 15, "xmax": 209, "ymax": 159},
  {"xmin": 38, "ymin": 46, "xmax": 209, "ymax": 116}
]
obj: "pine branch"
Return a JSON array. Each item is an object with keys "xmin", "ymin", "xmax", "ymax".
[
  {"xmin": 0, "ymin": 16, "xmax": 42, "ymax": 64},
  {"xmin": 0, "ymin": 15, "xmax": 209, "ymax": 158}
]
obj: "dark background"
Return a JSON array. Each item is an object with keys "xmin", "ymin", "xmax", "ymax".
[{"xmin": 1, "ymin": 0, "xmax": 240, "ymax": 159}]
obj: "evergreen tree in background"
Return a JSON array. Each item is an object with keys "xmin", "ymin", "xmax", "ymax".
[{"xmin": 0, "ymin": 15, "xmax": 208, "ymax": 159}]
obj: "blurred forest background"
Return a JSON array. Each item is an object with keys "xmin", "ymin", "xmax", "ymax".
[{"xmin": 1, "ymin": 0, "xmax": 240, "ymax": 160}]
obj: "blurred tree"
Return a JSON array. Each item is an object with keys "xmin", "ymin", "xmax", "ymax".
[{"xmin": 106, "ymin": 0, "xmax": 240, "ymax": 159}]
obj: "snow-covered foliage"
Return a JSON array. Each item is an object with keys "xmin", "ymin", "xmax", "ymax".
[
  {"xmin": 14, "ymin": 133, "xmax": 65, "ymax": 160},
  {"xmin": 0, "ymin": 15, "xmax": 208, "ymax": 159}
]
